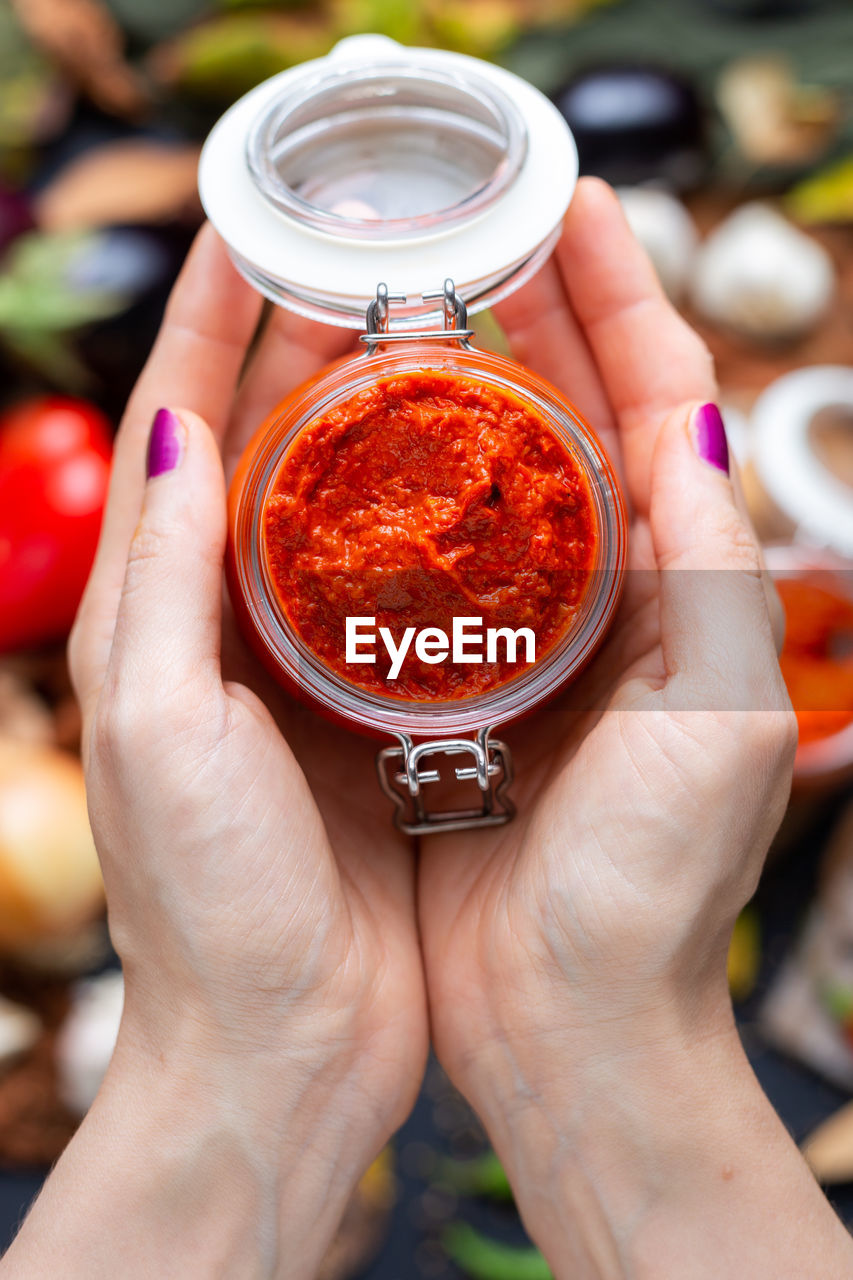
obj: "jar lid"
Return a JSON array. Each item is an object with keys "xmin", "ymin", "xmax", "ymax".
[
  {"xmin": 198, "ymin": 35, "xmax": 577, "ymax": 328},
  {"xmin": 751, "ymin": 365, "xmax": 853, "ymax": 560}
]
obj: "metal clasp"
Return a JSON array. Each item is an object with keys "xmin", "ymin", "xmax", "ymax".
[
  {"xmin": 360, "ymin": 279, "xmax": 475, "ymax": 355},
  {"xmin": 376, "ymin": 727, "xmax": 515, "ymax": 836}
]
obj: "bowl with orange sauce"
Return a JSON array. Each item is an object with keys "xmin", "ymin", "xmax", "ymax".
[{"xmin": 767, "ymin": 545, "xmax": 853, "ymax": 790}]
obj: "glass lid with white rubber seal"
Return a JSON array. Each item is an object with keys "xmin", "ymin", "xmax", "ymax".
[{"xmin": 199, "ymin": 34, "xmax": 577, "ymax": 328}]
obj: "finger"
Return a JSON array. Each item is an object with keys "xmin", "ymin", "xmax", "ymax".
[
  {"xmin": 70, "ymin": 226, "xmax": 261, "ymax": 717},
  {"xmin": 728, "ymin": 462, "xmax": 786, "ymax": 653},
  {"xmin": 105, "ymin": 408, "xmax": 227, "ymax": 702},
  {"xmin": 492, "ymin": 254, "xmax": 618, "ymax": 462},
  {"xmin": 557, "ymin": 178, "xmax": 716, "ymax": 515},
  {"xmin": 650, "ymin": 402, "xmax": 785, "ymax": 710},
  {"xmin": 122, "ymin": 224, "xmax": 262, "ymax": 448},
  {"xmin": 225, "ymin": 306, "xmax": 356, "ymax": 481}
]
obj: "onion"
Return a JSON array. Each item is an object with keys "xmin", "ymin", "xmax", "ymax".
[
  {"xmin": 0, "ymin": 995, "xmax": 40, "ymax": 1072},
  {"xmin": 0, "ymin": 738, "xmax": 103, "ymax": 957},
  {"xmin": 56, "ymin": 971, "xmax": 123, "ymax": 1116}
]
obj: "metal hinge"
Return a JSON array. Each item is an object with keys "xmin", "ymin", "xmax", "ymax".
[
  {"xmin": 360, "ymin": 279, "xmax": 475, "ymax": 355},
  {"xmin": 376, "ymin": 726, "xmax": 515, "ymax": 835}
]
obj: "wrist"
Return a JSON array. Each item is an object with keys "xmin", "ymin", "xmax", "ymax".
[
  {"xmin": 110, "ymin": 1010, "xmax": 387, "ymax": 1277},
  {"xmin": 4, "ymin": 1010, "xmax": 386, "ymax": 1280},
  {"xmin": 453, "ymin": 1008, "xmax": 852, "ymax": 1280},
  {"xmin": 458, "ymin": 1002, "xmax": 738, "ymax": 1274}
]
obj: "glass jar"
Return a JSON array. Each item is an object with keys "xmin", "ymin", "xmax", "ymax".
[{"xmin": 202, "ymin": 36, "xmax": 628, "ymax": 833}]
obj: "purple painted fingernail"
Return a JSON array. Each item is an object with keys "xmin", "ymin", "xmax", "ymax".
[
  {"xmin": 146, "ymin": 408, "xmax": 184, "ymax": 479},
  {"xmin": 691, "ymin": 402, "xmax": 729, "ymax": 475}
]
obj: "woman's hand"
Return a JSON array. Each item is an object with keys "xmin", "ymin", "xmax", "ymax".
[
  {"xmin": 3, "ymin": 232, "xmax": 427, "ymax": 1280},
  {"xmin": 418, "ymin": 179, "xmax": 853, "ymax": 1278}
]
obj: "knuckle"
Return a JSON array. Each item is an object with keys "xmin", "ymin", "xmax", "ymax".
[
  {"xmin": 736, "ymin": 703, "xmax": 798, "ymax": 787},
  {"xmin": 671, "ymin": 312, "xmax": 715, "ymax": 373},
  {"xmin": 710, "ymin": 507, "xmax": 761, "ymax": 572},
  {"xmin": 88, "ymin": 683, "xmax": 145, "ymax": 772},
  {"xmin": 124, "ymin": 521, "xmax": 171, "ymax": 588},
  {"xmin": 88, "ymin": 660, "xmax": 169, "ymax": 771},
  {"xmin": 689, "ymin": 330, "xmax": 715, "ymax": 379},
  {"xmin": 89, "ymin": 663, "xmax": 222, "ymax": 778},
  {"xmin": 66, "ymin": 613, "xmax": 87, "ymax": 696},
  {"xmin": 760, "ymin": 703, "xmax": 799, "ymax": 768},
  {"xmin": 765, "ymin": 577, "xmax": 787, "ymax": 655}
]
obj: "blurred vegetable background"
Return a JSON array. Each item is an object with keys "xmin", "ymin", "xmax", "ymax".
[{"xmin": 0, "ymin": 0, "xmax": 852, "ymax": 1276}]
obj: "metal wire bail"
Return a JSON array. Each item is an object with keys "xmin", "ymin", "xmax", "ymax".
[
  {"xmin": 360, "ymin": 279, "xmax": 476, "ymax": 354},
  {"xmin": 376, "ymin": 727, "xmax": 515, "ymax": 836}
]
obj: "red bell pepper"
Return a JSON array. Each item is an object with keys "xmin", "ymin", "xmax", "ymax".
[{"xmin": 0, "ymin": 396, "xmax": 111, "ymax": 652}]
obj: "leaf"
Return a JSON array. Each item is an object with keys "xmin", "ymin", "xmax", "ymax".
[
  {"xmin": 426, "ymin": 0, "xmax": 521, "ymax": 58},
  {"xmin": 10, "ymin": 0, "xmax": 151, "ymax": 118},
  {"xmin": 104, "ymin": 0, "xmax": 211, "ymax": 42},
  {"xmin": 0, "ymin": 279, "xmax": 125, "ymax": 329},
  {"xmin": 329, "ymin": 0, "xmax": 430, "ymax": 46},
  {"xmin": 1, "ymin": 229, "xmax": 96, "ymax": 290},
  {"xmin": 148, "ymin": 13, "xmax": 336, "ymax": 100},
  {"xmin": 787, "ymin": 156, "xmax": 853, "ymax": 224},
  {"xmin": 0, "ymin": 230, "xmax": 135, "ymax": 386},
  {"xmin": 0, "ymin": 231, "xmax": 130, "ymax": 330},
  {"xmin": 35, "ymin": 140, "xmax": 202, "ymax": 231},
  {"xmin": 217, "ymin": 0, "xmax": 312, "ymax": 8},
  {"xmin": 0, "ymin": 3, "xmax": 72, "ymax": 149},
  {"xmin": 0, "ymin": 327, "xmax": 91, "ymax": 389}
]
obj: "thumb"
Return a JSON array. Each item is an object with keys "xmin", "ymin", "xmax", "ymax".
[
  {"xmin": 107, "ymin": 408, "xmax": 227, "ymax": 696},
  {"xmin": 650, "ymin": 401, "xmax": 783, "ymax": 712}
]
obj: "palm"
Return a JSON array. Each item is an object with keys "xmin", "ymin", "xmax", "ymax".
[
  {"xmin": 212, "ymin": 298, "xmax": 427, "ymax": 1104},
  {"xmin": 416, "ymin": 493, "xmax": 664, "ymax": 1027},
  {"xmin": 72, "ymin": 231, "xmax": 427, "ymax": 1124},
  {"xmin": 415, "ymin": 179, "xmax": 731, "ymax": 1069},
  {"xmin": 218, "ymin": 344, "xmax": 417, "ymax": 954}
]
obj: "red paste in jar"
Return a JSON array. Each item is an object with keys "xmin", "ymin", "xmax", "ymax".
[
  {"xmin": 777, "ymin": 577, "xmax": 853, "ymax": 745},
  {"xmin": 263, "ymin": 370, "xmax": 598, "ymax": 700}
]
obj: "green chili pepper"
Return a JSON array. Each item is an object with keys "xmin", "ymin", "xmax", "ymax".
[
  {"xmin": 821, "ymin": 980, "xmax": 853, "ymax": 1024},
  {"xmin": 443, "ymin": 1222, "xmax": 553, "ymax": 1280},
  {"xmin": 436, "ymin": 1150, "xmax": 513, "ymax": 1201}
]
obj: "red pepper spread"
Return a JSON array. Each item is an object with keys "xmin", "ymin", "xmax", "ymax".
[
  {"xmin": 263, "ymin": 370, "xmax": 598, "ymax": 700},
  {"xmin": 777, "ymin": 577, "xmax": 853, "ymax": 745}
]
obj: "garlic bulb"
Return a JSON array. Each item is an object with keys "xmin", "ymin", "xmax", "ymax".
[
  {"xmin": 0, "ymin": 995, "xmax": 40, "ymax": 1072},
  {"xmin": 690, "ymin": 203, "xmax": 834, "ymax": 340},
  {"xmin": 617, "ymin": 187, "xmax": 698, "ymax": 300},
  {"xmin": 0, "ymin": 738, "xmax": 104, "ymax": 957},
  {"xmin": 56, "ymin": 970, "xmax": 123, "ymax": 1116}
]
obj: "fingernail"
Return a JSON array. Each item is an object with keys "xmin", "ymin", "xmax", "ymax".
[
  {"xmin": 690, "ymin": 402, "xmax": 729, "ymax": 475},
  {"xmin": 146, "ymin": 408, "xmax": 184, "ymax": 479}
]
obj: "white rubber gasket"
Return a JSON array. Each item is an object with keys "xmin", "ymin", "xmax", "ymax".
[
  {"xmin": 198, "ymin": 35, "xmax": 577, "ymax": 324},
  {"xmin": 752, "ymin": 365, "xmax": 853, "ymax": 559}
]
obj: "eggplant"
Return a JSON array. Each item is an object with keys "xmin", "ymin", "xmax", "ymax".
[{"xmin": 553, "ymin": 64, "xmax": 707, "ymax": 190}]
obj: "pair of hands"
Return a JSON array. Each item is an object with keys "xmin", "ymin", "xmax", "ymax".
[{"xmin": 7, "ymin": 180, "xmax": 850, "ymax": 1279}]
